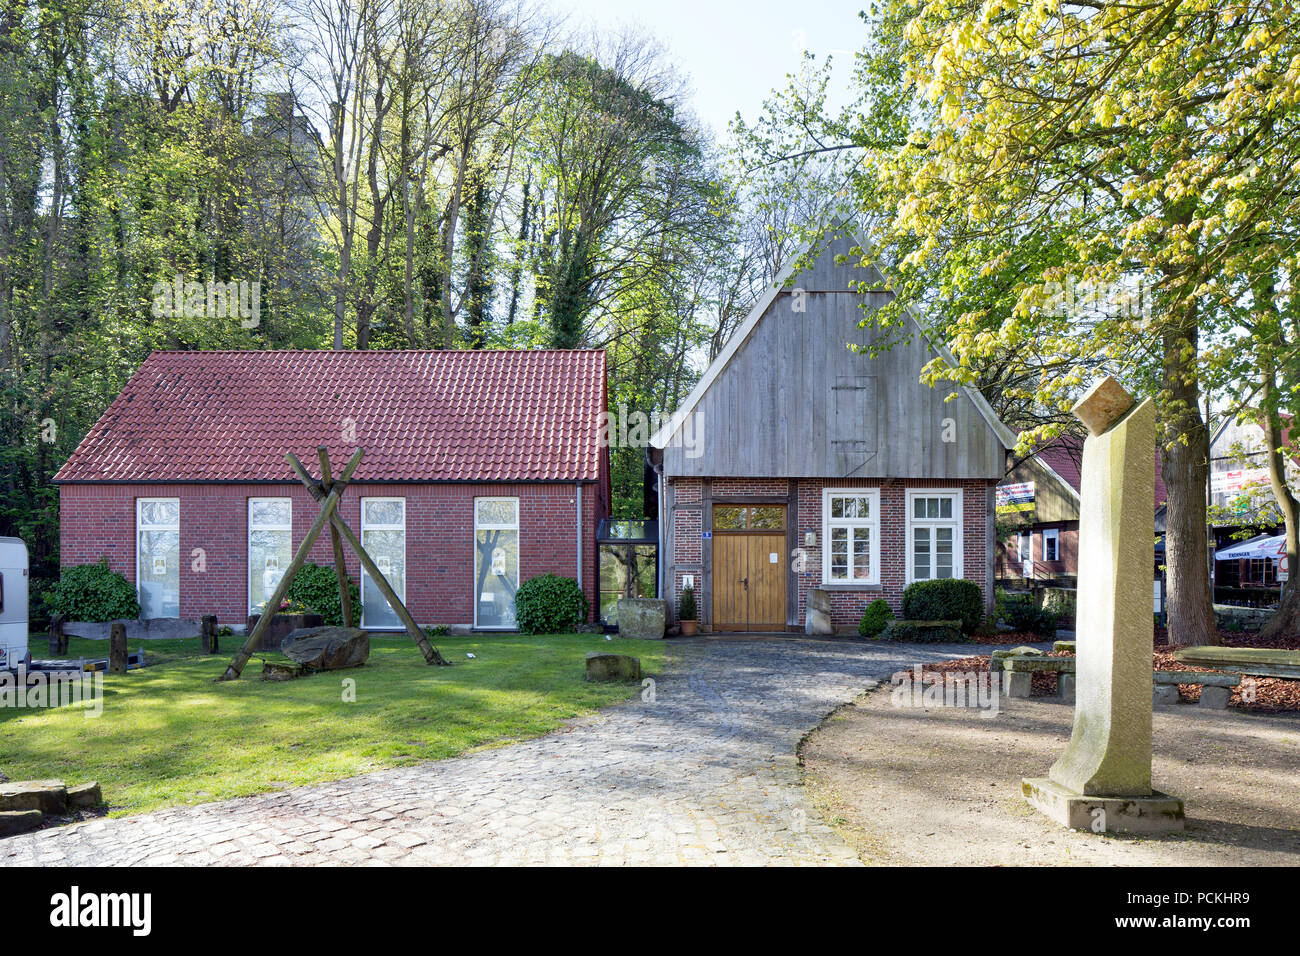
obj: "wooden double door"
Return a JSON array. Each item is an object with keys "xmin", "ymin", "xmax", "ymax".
[{"xmin": 712, "ymin": 504, "xmax": 787, "ymax": 631}]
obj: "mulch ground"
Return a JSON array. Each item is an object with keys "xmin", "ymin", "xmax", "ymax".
[{"xmin": 904, "ymin": 631, "xmax": 1300, "ymax": 712}]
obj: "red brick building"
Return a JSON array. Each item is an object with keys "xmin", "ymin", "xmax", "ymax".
[
  {"xmin": 55, "ymin": 349, "xmax": 609, "ymax": 629},
  {"xmin": 648, "ymin": 226, "xmax": 1016, "ymax": 633}
]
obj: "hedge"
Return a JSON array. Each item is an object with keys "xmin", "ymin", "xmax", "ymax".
[
  {"xmin": 45, "ymin": 559, "xmax": 140, "ymax": 623},
  {"xmin": 901, "ymin": 579, "xmax": 983, "ymax": 633},
  {"xmin": 514, "ymin": 574, "xmax": 589, "ymax": 634}
]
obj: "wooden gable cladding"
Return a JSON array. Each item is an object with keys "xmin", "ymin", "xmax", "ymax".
[{"xmin": 659, "ymin": 228, "xmax": 1011, "ymax": 480}]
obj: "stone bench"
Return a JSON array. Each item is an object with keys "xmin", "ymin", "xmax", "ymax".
[
  {"xmin": 999, "ymin": 654, "xmax": 1075, "ymax": 700},
  {"xmin": 1153, "ymin": 669, "xmax": 1241, "ymax": 709}
]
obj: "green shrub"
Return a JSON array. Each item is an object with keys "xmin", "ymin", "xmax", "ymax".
[
  {"xmin": 45, "ymin": 559, "xmax": 140, "ymax": 622},
  {"xmin": 997, "ymin": 590, "xmax": 1058, "ymax": 638},
  {"xmin": 858, "ymin": 598, "xmax": 894, "ymax": 638},
  {"xmin": 882, "ymin": 619, "xmax": 965, "ymax": 643},
  {"xmin": 679, "ymin": 586, "xmax": 697, "ymax": 621},
  {"xmin": 284, "ymin": 563, "xmax": 361, "ymax": 627},
  {"xmin": 901, "ymin": 579, "xmax": 983, "ymax": 633},
  {"xmin": 514, "ymin": 574, "xmax": 589, "ymax": 634}
]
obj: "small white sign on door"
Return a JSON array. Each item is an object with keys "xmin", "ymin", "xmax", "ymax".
[{"xmin": 769, "ymin": 553, "xmax": 778, "ymax": 563}]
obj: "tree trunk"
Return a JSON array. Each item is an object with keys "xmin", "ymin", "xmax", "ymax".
[
  {"xmin": 1161, "ymin": 315, "xmax": 1218, "ymax": 646},
  {"xmin": 1257, "ymin": 347, "xmax": 1299, "ymax": 644}
]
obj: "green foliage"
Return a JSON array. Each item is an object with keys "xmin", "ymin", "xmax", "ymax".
[
  {"xmin": 284, "ymin": 563, "xmax": 361, "ymax": 627},
  {"xmin": 45, "ymin": 559, "xmax": 140, "ymax": 622},
  {"xmin": 996, "ymin": 590, "xmax": 1058, "ymax": 639},
  {"xmin": 882, "ymin": 619, "xmax": 965, "ymax": 643},
  {"xmin": 901, "ymin": 579, "xmax": 983, "ymax": 633},
  {"xmin": 678, "ymin": 586, "xmax": 697, "ymax": 621},
  {"xmin": 514, "ymin": 574, "xmax": 590, "ymax": 634},
  {"xmin": 858, "ymin": 598, "xmax": 894, "ymax": 638}
]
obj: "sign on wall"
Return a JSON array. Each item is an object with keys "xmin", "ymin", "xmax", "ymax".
[{"xmin": 996, "ymin": 481, "xmax": 1035, "ymax": 514}]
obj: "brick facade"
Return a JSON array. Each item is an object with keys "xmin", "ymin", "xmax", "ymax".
[
  {"xmin": 59, "ymin": 481, "xmax": 602, "ymax": 628},
  {"xmin": 996, "ymin": 522, "xmax": 1080, "ymax": 586},
  {"xmin": 666, "ymin": 475, "xmax": 996, "ymax": 631}
]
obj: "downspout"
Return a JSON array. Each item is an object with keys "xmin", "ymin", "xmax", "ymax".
[
  {"xmin": 647, "ymin": 447, "xmax": 666, "ymax": 602},
  {"xmin": 575, "ymin": 482, "xmax": 583, "ymax": 591}
]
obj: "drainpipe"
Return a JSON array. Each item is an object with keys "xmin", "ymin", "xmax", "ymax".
[
  {"xmin": 646, "ymin": 448, "xmax": 666, "ymax": 602},
  {"xmin": 575, "ymin": 482, "xmax": 583, "ymax": 591}
]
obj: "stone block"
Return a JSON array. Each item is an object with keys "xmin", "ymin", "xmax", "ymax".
[
  {"xmin": 67, "ymin": 782, "xmax": 102, "ymax": 809},
  {"xmin": 0, "ymin": 810, "xmax": 43, "ymax": 837},
  {"xmin": 616, "ymin": 599, "xmax": 666, "ymax": 640},
  {"xmin": 805, "ymin": 606, "xmax": 833, "ymax": 636},
  {"xmin": 1022, "ymin": 777, "xmax": 1184, "ymax": 834},
  {"xmin": 1198, "ymin": 685, "xmax": 1231, "ymax": 710},
  {"xmin": 280, "ymin": 627, "xmax": 369, "ymax": 671},
  {"xmin": 1004, "ymin": 671, "xmax": 1032, "ymax": 698},
  {"xmin": 585, "ymin": 653, "xmax": 641, "ymax": 682},
  {"xmin": 1154, "ymin": 684, "xmax": 1180, "ymax": 705},
  {"xmin": 0, "ymin": 780, "xmax": 68, "ymax": 815},
  {"xmin": 1059, "ymin": 673, "xmax": 1076, "ymax": 703}
]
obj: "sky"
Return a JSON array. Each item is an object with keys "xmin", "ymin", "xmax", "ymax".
[{"xmin": 552, "ymin": 0, "xmax": 870, "ymax": 142}]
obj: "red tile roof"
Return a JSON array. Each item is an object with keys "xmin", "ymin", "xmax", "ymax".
[
  {"xmin": 1036, "ymin": 436, "xmax": 1168, "ymax": 506},
  {"xmin": 55, "ymin": 350, "xmax": 607, "ymax": 483}
]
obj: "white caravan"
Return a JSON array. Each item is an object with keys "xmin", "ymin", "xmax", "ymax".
[{"xmin": 0, "ymin": 537, "xmax": 29, "ymax": 671}]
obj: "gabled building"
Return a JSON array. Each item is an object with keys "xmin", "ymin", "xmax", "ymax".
[
  {"xmin": 648, "ymin": 225, "xmax": 1017, "ymax": 633},
  {"xmin": 54, "ymin": 349, "xmax": 609, "ymax": 629}
]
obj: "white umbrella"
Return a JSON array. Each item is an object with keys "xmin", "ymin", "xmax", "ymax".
[{"xmin": 1215, "ymin": 533, "xmax": 1286, "ymax": 561}]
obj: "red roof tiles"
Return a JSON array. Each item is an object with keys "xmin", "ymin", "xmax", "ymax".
[
  {"xmin": 55, "ymin": 350, "xmax": 607, "ymax": 483},
  {"xmin": 1036, "ymin": 436, "xmax": 1168, "ymax": 506}
]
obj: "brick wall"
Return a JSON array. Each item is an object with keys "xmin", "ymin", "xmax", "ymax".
[
  {"xmin": 58, "ymin": 480, "xmax": 602, "ymax": 627},
  {"xmin": 996, "ymin": 523, "xmax": 1079, "ymax": 584},
  {"xmin": 665, "ymin": 475, "xmax": 996, "ymax": 631}
]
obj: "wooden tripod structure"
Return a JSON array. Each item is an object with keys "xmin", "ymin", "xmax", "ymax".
[{"xmin": 219, "ymin": 446, "xmax": 449, "ymax": 681}]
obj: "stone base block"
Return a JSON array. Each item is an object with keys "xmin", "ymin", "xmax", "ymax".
[
  {"xmin": 1199, "ymin": 685, "xmax": 1231, "ymax": 710},
  {"xmin": 1004, "ymin": 671, "xmax": 1032, "ymax": 698},
  {"xmin": 0, "ymin": 809, "xmax": 43, "ymax": 836},
  {"xmin": 585, "ymin": 652, "xmax": 641, "ymax": 682},
  {"xmin": 1022, "ymin": 777, "xmax": 1185, "ymax": 834},
  {"xmin": 1058, "ymin": 673, "xmax": 1075, "ymax": 703},
  {"xmin": 1154, "ymin": 684, "xmax": 1180, "ymax": 705}
]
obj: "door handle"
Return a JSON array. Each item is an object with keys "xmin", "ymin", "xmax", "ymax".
[{"xmin": 741, "ymin": 576, "xmax": 749, "ymax": 591}]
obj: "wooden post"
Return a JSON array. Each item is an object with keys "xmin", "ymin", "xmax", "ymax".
[
  {"xmin": 48, "ymin": 614, "xmax": 64, "ymax": 656},
  {"xmin": 319, "ymin": 447, "xmax": 356, "ymax": 629},
  {"xmin": 109, "ymin": 621, "xmax": 128, "ymax": 675},
  {"xmin": 328, "ymin": 512, "xmax": 448, "ymax": 665},
  {"xmin": 219, "ymin": 448, "xmax": 364, "ymax": 681},
  {"xmin": 201, "ymin": 614, "xmax": 218, "ymax": 654}
]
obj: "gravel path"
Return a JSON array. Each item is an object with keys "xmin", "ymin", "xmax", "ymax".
[{"xmin": 2, "ymin": 638, "xmax": 995, "ymax": 866}]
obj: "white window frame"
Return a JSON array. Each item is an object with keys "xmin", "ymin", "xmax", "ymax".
[
  {"xmin": 360, "ymin": 497, "xmax": 406, "ymax": 630},
  {"xmin": 136, "ymin": 497, "xmax": 180, "ymax": 618},
  {"xmin": 248, "ymin": 497, "xmax": 292, "ymax": 615},
  {"xmin": 1042, "ymin": 528, "xmax": 1059, "ymax": 563},
  {"xmin": 474, "ymin": 496, "xmax": 520, "ymax": 628},
  {"xmin": 821, "ymin": 488, "xmax": 881, "ymax": 586},
  {"xmin": 906, "ymin": 489, "xmax": 963, "ymax": 584}
]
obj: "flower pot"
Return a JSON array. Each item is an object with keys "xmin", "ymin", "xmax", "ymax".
[{"xmin": 680, "ymin": 619, "xmax": 697, "ymax": 636}]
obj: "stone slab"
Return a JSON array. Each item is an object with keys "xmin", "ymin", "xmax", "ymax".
[
  {"xmin": 67, "ymin": 782, "xmax": 102, "ymax": 809},
  {"xmin": 1022, "ymin": 776, "xmax": 1185, "ymax": 834},
  {"xmin": 63, "ymin": 619, "xmax": 203, "ymax": 641},
  {"xmin": 0, "ymin": 780, "xmax": 68, "ymax": 815},
  {"xmin": 0, "ymin": 810, "xmax": 42, "ymax": 837},
  {"xmin": 616, "ymin": 599, "xmax": 666, "ymax": 640},
  {"xmin": 1152, "ymin": 670, "xmax": 1239, "ymax": 688}
]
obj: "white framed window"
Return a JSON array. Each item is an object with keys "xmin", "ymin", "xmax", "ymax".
[
  {"xmin": 249, "ymin": 498, "xmax": 292, "ymax": 615},
  {"xmin": 136, "ymin": 498, "xmax": 180, "ymax": 618},
  {"xmin": 1043, "ymin": 528, "xmax": 1059, "ymax": 562},
  {"xmin": 822, "ymin": 489, "xmax": 881, "ymax": 586},
  {"xmin": 906, "ymin": 489, "xmax": 963, "ymax": 584},
  {"xmin": 475, "ymin": 497, "xmax": 520, "ymax": 628},
  {"xmin": 361, "ymin": 497, "xmax": 406, "ymax": 629}
]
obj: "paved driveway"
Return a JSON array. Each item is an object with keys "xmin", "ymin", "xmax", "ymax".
[{"xmin": 2, "ymin": 638, "xmax": 991, "ymax": 866}]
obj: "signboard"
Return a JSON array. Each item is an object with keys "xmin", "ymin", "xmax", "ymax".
[
  {"xmin": 996, "ymin": 481, "xmax": 1035, "ymax": 514},
  {"xmin": 1211, "ymin": 467, "xmax": 1269, "ymax": 494}
]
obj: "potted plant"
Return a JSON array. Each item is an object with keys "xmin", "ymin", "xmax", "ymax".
[{"xmin": 678, "ymin": 586, "xmax": 698, "ymax": 636}]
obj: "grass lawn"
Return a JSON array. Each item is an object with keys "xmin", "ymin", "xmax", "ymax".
[{"xmin": 1, "ymin": 632, "xmax": 668, "ymax": 816}]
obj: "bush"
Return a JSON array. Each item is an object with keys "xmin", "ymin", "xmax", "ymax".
[
  {"xmin": 997, "ymin": 590, "xmax": 1058, "ymax": 638},
  {"xmin": 858, "ymin": 598, "xmax": 894, "ymax": 638},
  {"xmin": 284, "ymin": 563, "xmax": 361, "ymax": 627},
  {"xmin": 679, "ymin": 586, "xmax": 697, "ymax": 621},
  {"xmin": 45, "ymin": 559, "xmax": 140, "ymax": 622},
  {"xmin": 881, "ymin": 619, "xmax": 965, "ymax": 643},
  {"xmin": 514, "ymin": 574, "xmax": 589, "ymax": 634},
  {"xmin": 901, "ymin": 579, "xmax": 983, "ymax": 633}
]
